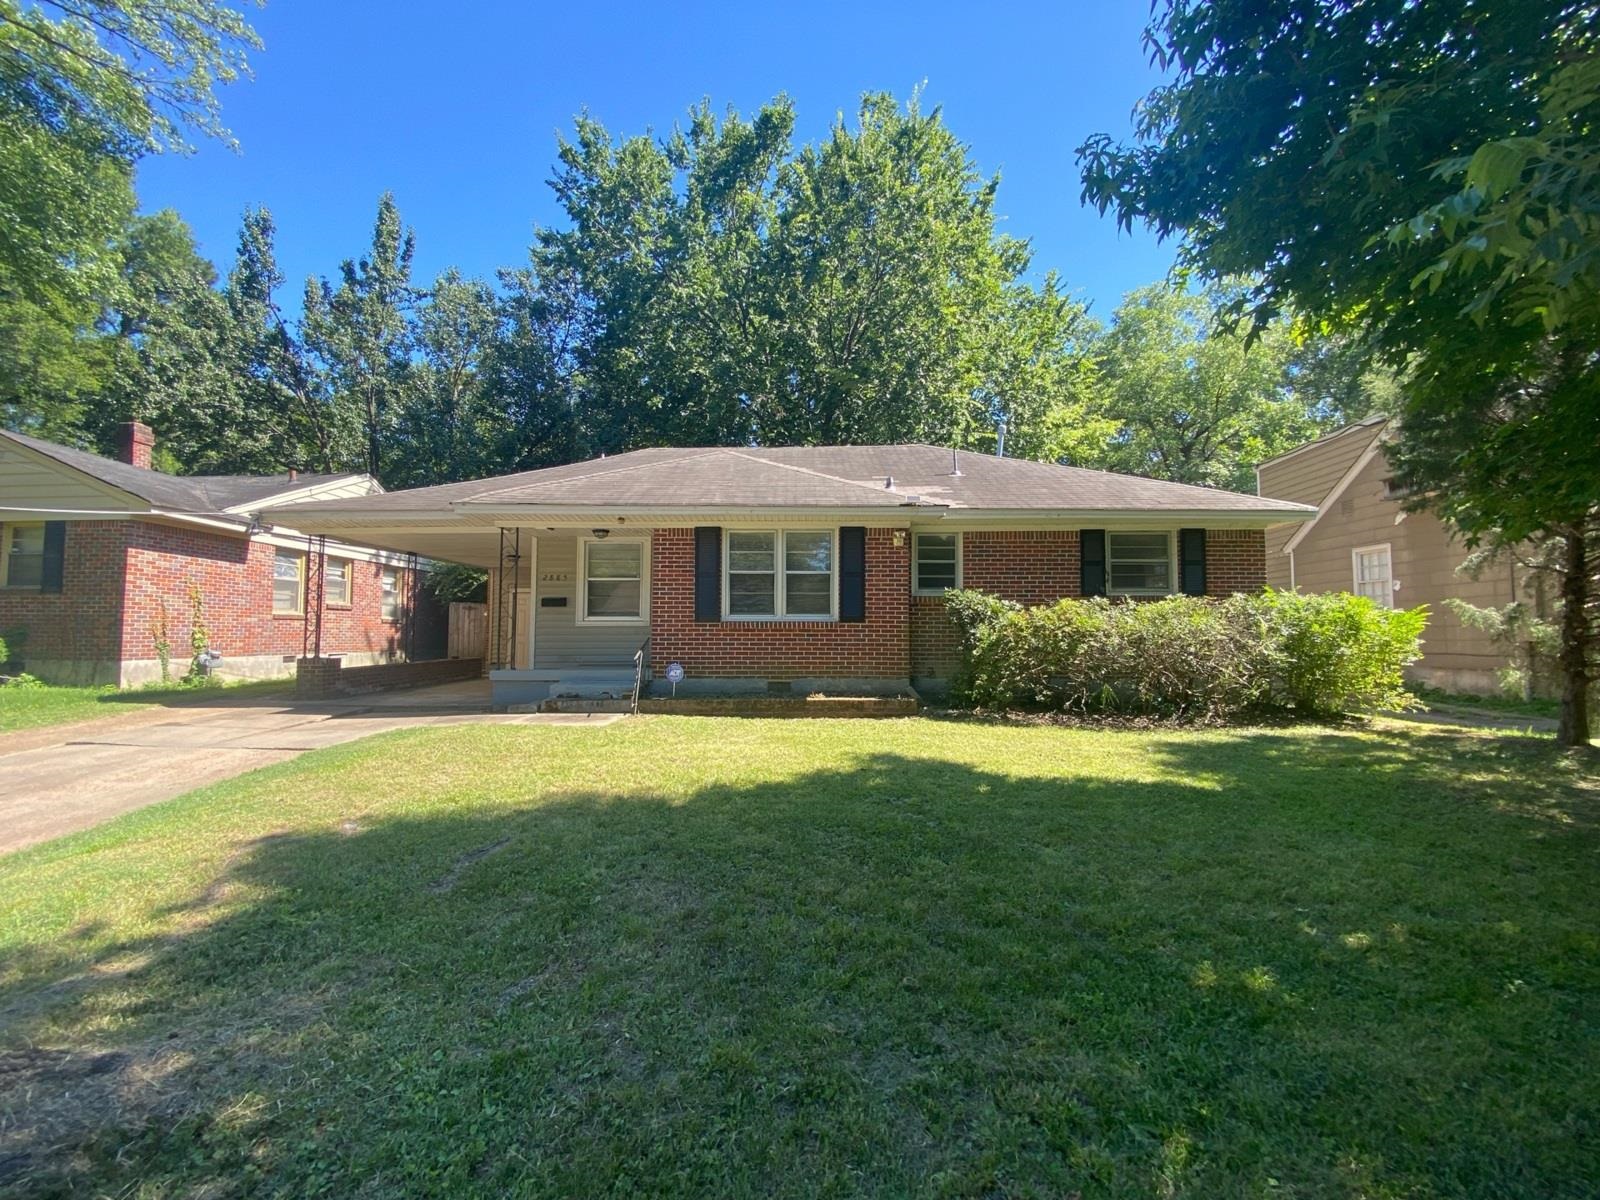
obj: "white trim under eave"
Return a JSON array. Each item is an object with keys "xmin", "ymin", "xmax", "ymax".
[{"xmin": 1280, "ymin": 431, "xmax": 1389, "ymax": 557}]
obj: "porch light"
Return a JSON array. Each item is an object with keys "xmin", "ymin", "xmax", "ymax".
[{"xmin": 591, "ymin": 528, "xmax": 610, "ymax": 539}]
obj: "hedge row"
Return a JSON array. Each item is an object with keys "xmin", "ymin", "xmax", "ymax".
[{"xmin": 943, "ymin": 589, "xmax": 1427, "ymax": 719}]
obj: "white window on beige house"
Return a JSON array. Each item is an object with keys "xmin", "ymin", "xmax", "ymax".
[
  {"xmin": 579, "ymin": 538, "xmax": 647, "ymax": 623},
  {"xmin": 273, "ymin": 548, "xmax": 305, "ymax": 614},
  {"xmin": 1352, "ymin": 543, "xmax": 1393, "ymax": 608}
]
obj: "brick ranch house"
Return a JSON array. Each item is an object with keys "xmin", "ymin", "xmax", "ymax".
[
  {"xmin": 0, "ymin": 423, "xmax": 426, "ymax": 686},
  {"xmin": 275, "ymin": 445, "xmax": 1316, "ymax": 705}
]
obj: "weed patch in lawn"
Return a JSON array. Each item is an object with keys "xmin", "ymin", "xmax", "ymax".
[{"xmin": 0, "ymin": 718, "xmax": 1595, "ymax": 1197}]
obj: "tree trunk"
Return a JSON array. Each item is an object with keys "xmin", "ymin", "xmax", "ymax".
[{"xmin": 1557, "ymin": 526, "xmax": 1591, "ymax": 748}]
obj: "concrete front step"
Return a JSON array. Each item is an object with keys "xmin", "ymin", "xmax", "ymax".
[{"xmin": 532, "ymin": 697, "xmax": 634, "ymax": 714}]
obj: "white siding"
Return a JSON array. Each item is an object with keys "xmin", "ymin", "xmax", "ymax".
[{"xmin": 531, "ymin": 536, "xmax": 646, "ymax": 668}]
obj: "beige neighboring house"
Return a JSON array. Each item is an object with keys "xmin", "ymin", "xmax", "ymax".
[{"xmin": 1256, "ymin": 416, "xmax": 1530, "ymax": 696}]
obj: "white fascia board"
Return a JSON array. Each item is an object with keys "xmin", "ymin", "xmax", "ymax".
[
  {"xmin": 222, "ymin": 473, "xmax": 384, "ymax": 514},
  {"xmin": 914, "ymin": 508, "xmax": 1316, "ymax": 529}
]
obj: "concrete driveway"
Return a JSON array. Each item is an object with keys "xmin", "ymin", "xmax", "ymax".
[{"xmin": 0, "ymin": 683, "xmax": 619, "ymax": 855}]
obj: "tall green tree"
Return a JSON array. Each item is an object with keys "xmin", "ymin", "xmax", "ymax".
[
  {"xmin": 387, "ymin": 269, "xmax": 505, "ymax": 489},
  {"xmin": 1078, "ymin": 0, "xmax": 1599, "ymax": 745},
  {"xmin": 520, "ymin": 93, "xmax": 1090, "ymax": 456},
  {"xmin": 302, "ymin": 192, "xmax": 417, "ymax": 480},
  {"xmin": 0, "ymin": 0, "xmax": 257, "ymax": 314},
  {"xmin": 1086, "ymin": 283, "xmax": 1374, "ymax": 493},
  {"xmin": 221, "ymin": 205, "xmax": 348, "ymax": 473}
]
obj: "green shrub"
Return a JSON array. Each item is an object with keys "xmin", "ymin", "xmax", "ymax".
[
  {"xmin": 943, "ymin": 588, "xmax": 1426, "ymax": 720},
  {"xmin": 0, "ymin": 633, "xmax": 8, "ymax": 665},
  {"xmin": 1260, "ymin": 589, "xmax": 1427, "ymax": 715}
]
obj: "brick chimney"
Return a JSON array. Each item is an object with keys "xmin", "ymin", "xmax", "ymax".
[{"xmin": 118, "ymin": 421, "xmax": 155, "ymax": 469}]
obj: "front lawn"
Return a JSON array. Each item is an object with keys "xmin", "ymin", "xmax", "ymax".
[
  {"xmin": 0, "ymin": 677, "xmax": 289, "ymax": 734},
  {"xmin": 1, "ymin": 718, "xmax": 1595, "ymax": 1197}
]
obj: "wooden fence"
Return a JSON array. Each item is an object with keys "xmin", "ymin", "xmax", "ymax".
[{"xmin": 447, "ymin": 602, "xmax": 488, "ymax": 660}]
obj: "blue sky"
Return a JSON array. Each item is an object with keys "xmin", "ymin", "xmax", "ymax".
[{"xmin": 136, "ymin": 0, "xmax": 1175, "ymax": 319}]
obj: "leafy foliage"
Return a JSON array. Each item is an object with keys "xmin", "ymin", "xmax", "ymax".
[
  {"xmin": 1078, "ymin": 0, "xmax": 1599, "ymax": 745},
  {"xmin": 0, "ymin": 0, "xmax": 258, "ymax": 312},
  {"xmin": 944, "ymin": 589, "xmax": 1425, "ymax": 719}
]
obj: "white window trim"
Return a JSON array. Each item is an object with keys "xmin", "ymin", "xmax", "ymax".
[
  {"xmin": 722, "ymin": 527, "xmax": 839, "ymax": 622},
  {"xmin": 577, "ymin": 535, "xmax": 650, "ymax": 625},
  {"xmin": 1351, "ymin": 542, "xmax": 1395, "ymax": 609},
  {"xmin": 912, "ymin": 531, "xmax": 963, "ymax": 596},
  {"xmin": 272, "ymin": 547, "xmax": 306, "ymax": 615},
  {"xmin": 1, "ymin": 522, "xmax": 45, "ymax": 590},
  {"xmin": 1106, "ymin": 530, "xmax": 1178, "ymax": 598}
]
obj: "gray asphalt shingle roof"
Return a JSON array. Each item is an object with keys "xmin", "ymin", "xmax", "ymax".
[
  {"xmin": 282, "ymin": 444, "xmax": 1314, "ymax": 516},
  {"xmin": 2, "ymin": 429, "xmax": 361, "ymax": 514}
]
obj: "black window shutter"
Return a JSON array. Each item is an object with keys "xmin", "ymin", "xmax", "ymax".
[
  {"xmin": 1080, "ymin": 529, "xmax": 1106, "ymax": 597},
  {"xmin": 693, "ymin": 527, "xmax": 721, "ymax": 622},
  {"xmin": 40, "ymin": 521, "xmax": 66, "ymax": 594},
  {"xmin": 839, "ymin": 527, "xmax": 866, "ymax": 622},
  {"xmin": 1180, "ymin": 528, "xmax": 1207, "ymax": 596}
]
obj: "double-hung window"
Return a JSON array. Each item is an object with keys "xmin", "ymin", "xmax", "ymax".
[
  {"xmin": 913, "ymin": 533, "xmax": 960, "ymax": 594},
  {"xmin": 726, "ymin": 530, "xmax": 834, "ymax": 619},
  {"xmin": 1106, "ymin": 531, "xmax": 1174, "ymax": 596},
  {"xmin": 380, "ymin": 566, "xmax": 403, "ymax": 621},
  {"xmin": 1353, "ymin": 544, "xmax": 1393, "ymax": 608},
  {"xmin": 273, "ymin": 548, "xmax": 305, "ymax": 614},
  {"xmin": 326, "ymin": 557, "xmax": 352, "ymax": 606},
  {"xmin": 580, "ymin": 539, "xmax": 646, "ymax": 622},
  {"xmin": 1, "ymin": 523, "xmax": 45, "ymax": 589}
]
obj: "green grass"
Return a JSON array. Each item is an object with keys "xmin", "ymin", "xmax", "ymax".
[
  {"xmin": 1412, "ymin": 684, "xmax": 1564, "ymax": 722},
  {"xmin": 1, "ymin": 718, "xmax": 1595, "ymax": 1198},
  {"xmin": 0, "ymin": 677, "xmax": 290, "ymax": 733}
]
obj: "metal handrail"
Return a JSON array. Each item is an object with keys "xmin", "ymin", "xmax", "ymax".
[{"xmin": 630, "ymin": 635, "xmax": 649, "ymax": 714}]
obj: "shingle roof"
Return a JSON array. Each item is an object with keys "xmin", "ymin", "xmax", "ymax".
[
  {"xmin": 1, "ymin": 429, "xmax": 362, "ymax": 514},
  {"xmin": 282, "ymin": 444, "xmax": 1315, "ymax": 517}
]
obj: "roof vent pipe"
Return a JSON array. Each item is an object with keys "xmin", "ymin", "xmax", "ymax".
[
  {"xmin": 885, "ymin": 475, "xmax": 895, "ymax": 490},
  {"xmin": 996, "ymin": 419, "xmax": 1007, "ymax": 459},
  {"xmin": 951, "ymin": 447, "xmax": 962, "ymax": 476}
]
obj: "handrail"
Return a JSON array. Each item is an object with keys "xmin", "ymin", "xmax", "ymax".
[{"xmin": 630, "ymin": 635, "xmax": 649, "ymax": 715}]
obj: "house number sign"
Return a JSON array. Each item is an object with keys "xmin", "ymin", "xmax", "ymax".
[{"xmin": 539, "ymin": 571, "xmax": 571, "ymax": 583}]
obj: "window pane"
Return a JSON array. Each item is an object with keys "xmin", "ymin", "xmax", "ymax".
[
  {"xmin": 1109, "ymin": 561, "xmax": 1171, "ymax": 593},
  {"xmin": 785, "ymin": 573, "xmax": 831, "ymax": 614},
  {"xmin": 729, "ymin": 572, "xmax": 776, "ymax": 615},
  {"xmin": 784, "ymin": 531, "xmax": 832, "ymax": 573},
  {"xmin": 10, "ymin": 524, "xmax": 44, "ymax": 555},
  {"xmin": 915, "ymin": 534, "xmax": 957, "ymax": 591},
  {"xmin": 587, "ymin": 578, "xmax": 641, "ymax": 617},
  {"xmin": 587, "ymin": 542, "xmax": 640, "ymax": 579},
  {"xmin": 273, "ymin": 551, "xmax": 301, "ymax": 611},
  {"xmin": 7, "ymin": 555, "xmax": 42, "ymax": 588},
  {"xmin": 1108, "ymin": 532, "xmax": 1170, "ymax": 561},
  {"xmin": 728, "ymin": 531, "xmax": 775, "ymax": 572},
  {"xmin": 327, "ymin": 559, "xmax": 350, "ymax": 603}
]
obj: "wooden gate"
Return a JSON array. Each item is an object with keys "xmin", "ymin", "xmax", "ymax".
[{"xmin": 447, "ymin": 602, "xmax": 488, "ymax": 660}]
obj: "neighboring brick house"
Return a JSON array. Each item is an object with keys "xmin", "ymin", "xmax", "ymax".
[
  {"xmin": 276, "ymin": 445, "xmax": 1313, "ymax": 704},
  {"xmin": 0, "ymin": 424, "xmax": 421, "ymax": 686},
  {"xmin": 1256, "ymin": 417, "xmax": 1528, "ymax": 695}
]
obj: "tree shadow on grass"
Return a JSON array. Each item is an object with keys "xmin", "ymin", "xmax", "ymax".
[{"xmin": 1, "ymin": 730, "xmax": 1596, "ymax": 1198}]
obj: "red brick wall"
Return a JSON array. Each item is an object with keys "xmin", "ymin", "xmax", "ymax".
[
  {"xmin": 1204, "ymin": 529, "xmax": 1268, "ymax": 597},
  {"xmin": 0, "ymin": 517, "xmax": 411, "ymax": 682},
  {"xmin": 649, "ymin": 527, "xmax": 910, "ymax": 680},
  {"xmin": 0, "ymin": 520, "xmax": 127, "ymax": 674},
  {"xmin": 121, "ymin": 521, "xmax": 408, "ymax": 665},
  {"xmin": 963, "ymin": 530, "xmax": 1082, "ymax": 606},
  {"xmin": 909, "ymin": 595, "xmax": 960, "ymax": 680}
]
